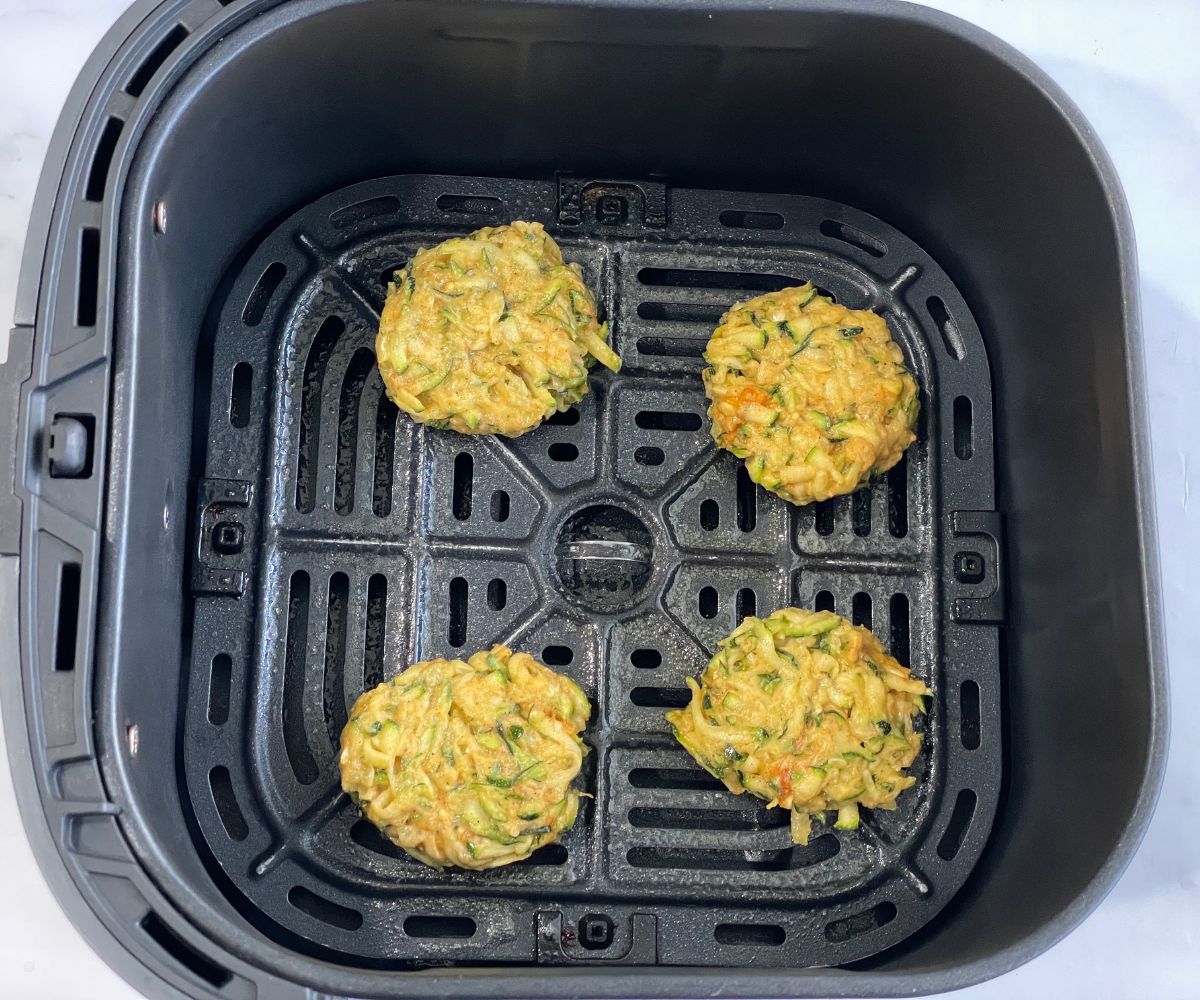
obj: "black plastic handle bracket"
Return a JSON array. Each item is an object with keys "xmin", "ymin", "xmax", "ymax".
[
  {"xmin": 191, "ymin": 478, "xmax": 253, "ymax": 596},
  {"xmin": 950, "ymin": 510, "xmax": 1005, "ymax": 623},
  {"xmin": 536, "ymin": 911, "xmax": 659, "ymax": 964}
]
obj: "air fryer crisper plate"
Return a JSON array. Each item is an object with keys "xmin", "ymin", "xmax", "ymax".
[{"xmin": 185, "ymin": 174, "xmax": 1002, "ymax": 967}]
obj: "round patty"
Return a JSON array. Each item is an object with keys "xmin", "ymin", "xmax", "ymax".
[
  {"xmin": 340, "ymin": 645, "xmax": 591, "ymax": 869},
  {"xmin": 376, "ymin": 221, "xmax": 620, "ymax": 436},
  {"xmin": 704, "ymin": 283, "xmax": 919, "ymax": 505},
  {"xmin": 665, "ymin": 607, "xmax": 929, "ymax": 844}
]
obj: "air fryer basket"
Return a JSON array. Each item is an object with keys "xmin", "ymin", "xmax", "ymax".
[{"xmin": 0, "ymin": 1, "xmax": 1165, "ymax": 999}]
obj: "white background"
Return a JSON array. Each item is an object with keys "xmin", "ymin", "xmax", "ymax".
[{"xmin": 0, "ymin": 1, "xmax": 1196, "ymax": 997}]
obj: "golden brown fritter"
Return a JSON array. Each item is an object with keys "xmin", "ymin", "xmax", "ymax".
[
  {"xmin": 666, "ymin": 608, "xmax": 929, "ymax": 844},
  {"xmin": 340, "ymin": 645, "xmax": 591, "ymax": 870},
  {"xmin": 704, "ymin": 283, "xmax": 919, "ymax": 505},
  {"xmin": 376, "ymin": 222, "xmax": 620, "ymax": 436}
]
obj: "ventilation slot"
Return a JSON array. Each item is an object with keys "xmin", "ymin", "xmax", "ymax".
[
  {"xmin": 363, "ymin": 574, "xmax": 387, "ymax": 689},
  {"xmin": 637, "ymin": 301, "xmax": 727, "ymax": 324},
  {"xmin": 698, "ymin": 585, "xmax": 719, "ymax": 619},
  {"xmin": 295, "ymin": 316, "xmax": 344, "ymax": 511},
  {"xmin": 953, "ymin": 395, "xmax": 974, "ymax": 459},
  {"xmin": 405, "ymin": 915, "xmax": 477, "ymax": 938},
  {"xmin": 630, "ymin": 687, "xmax": 690, "ymax": 709},
  {"xmin": 852, "ymin": 592, "xmax": 872, "ymax": 629},
  {"xmin": 487, "ymin": 578, "xmax": 507, "ymax": 611},
  {"xmin": 242, "ymin": 261, "xmax": 287, "ymax": 326},
  {"xmin": 636, "ymin": 336, "xmax": 706, "ymax": 358},
  {"xmin": 208, "ymin": 766, "xmax": 248, "ymax": 842},
  {"xmin": 852, "ymin": 488, "xmax": 871, "ymax": 536},
  {"xmin": 282, "ymin": 571, "xmax": 318, "ymax": 785},
  {"xmin": 629, "ymin": 837, "xmax": 838, "ymax": 873},
  {"xmin": 548, "ymin": 442, "xmax": 578, "ymax": 462},
  {"xmin": 437, "ymin": 193, "xmax": 502, "ymax": 215},
  {"xmin": 54, "ymin": 562, "xmax": 81, "ymax": 672},
  {"xmin": 814, "ymin": 590, "xmax": 835, "ymax": 613},
  {"xmin": 287, "ymin": 886, "xmax": 363, "ymax": 931},
  {"xmin": 630, "ymin": 807, "xmax": 789, "ymax": 832},
  {"xmin": 960, "ymin": 680, "xmax": 981, "ymax": 750},
  {"xmin": 329, "ymin": 195, "xmax": 401, "ymax": 229},
  {"xmin": 335, "ymin": 350, "xmax": 375, "ymax": 514},
  {"xmin": 351, "ymin": 818, "xmax": 412, "ymax": 860},
  {"xmin": 637, "ymin": 267, "xmax": 795, "ymax": 293},
  {"xmin": 630, "ymin": 648, "xmax": 661, "ymax": 669},
  {"xmin": 736, "ymin": 466, "xmax": 757, "ymax": 532},
  {"xmin": 635, "ymin": 446, "xmax": 664, "ymax": 466},
  {"xmin": 372, "ymin": 398, "xmax": 398, "ymax": 516},
  {"xmin": 820, "ymin": 219, "xmax": 886, "ymax": 258},
  {"xmin": 448, "ymin": 577, "xmax": 468, "ymax": 648},
  {"xmin": 124, "ymin": 24, "xmax": 188, "ymax": 97},
  {"xmin": 719, "ymin": 209, "xmax": 784, "ymax": 230},
  {"xmin": 824, "ymin": 901, "xmax": 897, "ymax": 942},
  {"xmin": 928, "ymin": 295, "xmax": 966, "ymax": 360},
  {"xmin": 228, "ymin": 362, "xmax": 253, "ymax": 428},
  {"xmin": 887, "ymin": 455, "xmax": 909, "ymax": 538},
  {"xmin": 490, "ymin": 490, "xmax": 510, "ymax": 522},
  {"xmin": 889, "ymin": 593, "xmax": 910, "ymax": 668},
  {"xmin": 937, "ymin": 789, "xmax": 978, "ymax": 860},
  {"xmin": 542, "ymin": 645, "xmax": 573, "ymax": 666},
  {"xmin": 546, "ymin": 408, "xmax": 580, "ymax": 426},
  {"xmin": 207, "ymin": 653, "xmax": 231, "ymax": 725},
  {"xmin": 635, "ymin": 410, "xmax": 703, "ymax": 431},
  {"xmin": 85, "ymin": 117, "xmax": 123, "ymax": 202},
  {"xmin": 628, "ymin": 767, "xmax": 723, "ymax": 792},
  {"xmin": 814, "ymin": 499, "xmax": 836, "ymax": 536},
  {"xmin": 736, "ymin": 587, "xmax": 757, "ymax": 624},
  {"xmin": 141, "ymin": 912, "xmax": 232, "ymax": 989},
  {"xmin": 714, "ymin": 923, "xmax": 786, "ymax": 946},
  {"xmin": 452, "ymin": 452, "xmax": 473, "ymax": 520},
  {"xmin": 323, "ymin": 573, "xmax": 349, "ymax": 750},
  {"xmin": 699, "ymin": 498, "xmax": 719, "ymax": 531},
  {"xmin": 76, "ymin": 228, "xmax": 100, "ymax": 326}
]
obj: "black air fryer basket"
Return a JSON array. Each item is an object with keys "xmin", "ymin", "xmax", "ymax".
[{"xmin": 0, "ymin": 2, "xmax": 1166, "ymax": 998}]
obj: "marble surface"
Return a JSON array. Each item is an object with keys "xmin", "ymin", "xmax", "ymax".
[{"xmin": 0, "ymin": 0, "xmax": 1197, "ymax": 997}]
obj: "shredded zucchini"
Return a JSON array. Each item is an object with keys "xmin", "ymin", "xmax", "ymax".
[
  {"xmin": 703, "ymin": 283, "xmax": 919, "ymax": 505},
  {"xmin": 665, "ymin": 607, "xmax": 930, "ymax": 845},
  {"xmin": 340, "ymin": 645, "xmax": 591, "ymax": 870},
  {"xmin": 376, "ymin": 221, "xmax": 619, "ymax": 437}
]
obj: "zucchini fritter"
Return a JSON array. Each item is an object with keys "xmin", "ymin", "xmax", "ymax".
[
  {"xmin": 666, "ymin": 608, "xmax": 929, "ymax": 844},
  {"xmin": 704, "ymin": 283, "xmax": 919, "ymax": 505},
  {"xmin": 340, "ymin": 645, "xmax": 591, "ymax": 869},
  {"xmin": 376, "ymin": 221, "xmax": 620, "ymax": 436}
]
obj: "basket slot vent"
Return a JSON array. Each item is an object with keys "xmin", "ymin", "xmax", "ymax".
[
  {"xmin": 287, "ymin": 886, "xmax": 363, "ymax": 931},
  {"xmin": 487, "ymin": 578, "xmax": 507, "ymax": 611},
  {"xmin": 699, "ymin": 498, "xmax": 719, "ymax": 531},
  {"xmin": 928, "ymin": 295, "xmax": 966, "ymax": 360},
  {"xmin": 242, "ymin": 261, "xmax": 286, "ymax": 326},
  {"xmin": 937, "ymin": 789, "xmax": 978, "ymax": 861},
  {"xmin": 207, "ymin": 654, "xmax": 231, "ymax": 725},
  {"xmin": 228, "ymin": 362, "xmax": 253, "ymax": 428},
  {"xmin": 404, "ymin": 915, "xmax": 477, "ymax": 938},
  {"xmin": 447, "ymin": 577, "xmax": 468, "ymax": 647},
  {"xmin": 295, "ymin": 316, "xmax": 344, "ymax": 511},
  {"xmin": 852, "ymin": 592, "xmax": 872, "ymax": 629},
  {"xmin": 490, "ymin": 490, "xmax": 510, "ymax": 522},
  {"xmin": 634, "ymin": 446, "xmax": 664, "ymax": 466},
  {"xmin": 335, "ymin": 349, "xmax": 375, "ymax": 514},
  {"xmin": 889, "ymin": 593, "xmax": 910, "ymax": 667},
  {"xmin": 363, "ymin": 574, "xmax": 387, "ymax": 689},
  {"xmin": 714, "ymin": 923, "xmax": 786, "ymax": 946},
  {"xmin": 630, "ymin": 648, "xmax": 661, "ymax": 669},
  {"xmin": 887, "ymin": 454, "xmax": 909, "ymax": 537},
  {"xmin": 629, "ymin": 806, "xmax": 789, "ymax": 832},
  {"xmin": 452, "ymin": 452, "xmax": 473, "ymax": 520},
  {"xmin": 824, "ymin": 901, "xmax": 897, "ymax": 942},
  {"xmin": 635, "ymin": 336, "xmax": 706, "ymax": 358},
  {"xmin": 629, "ymin": 687, "xmax": 689, "ymax": 709},
  {"xmin": 628, "ymin": 837, "xmax": 838, "ymax": 873},
  {"xmin": 208, "ymin": 766, "xmax": 248, "ymax": 842},
  {"xmin": 635, "ymin": 410, "xmax": 703, "ymax": 432},
  {"xmin": 852, "ymin": 487, "xmax": 872, "ymax": 536},
  {"xmin": 819, "ymin": 219, "xmax": 886, "ymax": 258},
  {"xmin": 735, "ymin": 466, "xmax": 757, "ymax": 532},
  {"xmin": 542, "ymin": 644, "xmax": 573, "ymax": 666},
  {"xmin": 698, "ymin": 585, "xmax": 719, "ymax": 619},
  {"xmin": 372, "ymin": 398, "xmax": 398, "ymax": 516},
  {"xmin": 814, "ymin": 589, "xmax": 835, "ymax": 613},
  {"xmin": 736, "ymin": 587, "xmax": 756, "ymax": 624},
  {"xmin": 960, "ymin": 680, "xmax": 981, "ymax": 750},
  {"xmin": 323, "ymin": 573, "xmax": 350, "ymax": 749},
  {"xmin": 282, "ymin": 571, "xmax": 319, "ymax": 784},
  {"xmin": 953, "ymin": 395, "xmax": 974, "ymax": 459}
]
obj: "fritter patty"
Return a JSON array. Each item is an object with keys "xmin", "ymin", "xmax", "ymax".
[
  {"xmin": 704, "ymin": 284, "xmax": 919, "ymax": 505},
  {"xmin": 376, "ymin": 221, "xmax": 620, "ymax": 436},
  {"xmin": 666, "ymin": 607, "xmax": 930, "ymax": 844},
  {"xmin": 340, "ymin": 645, "xmax": 591, "ymax": 870}
]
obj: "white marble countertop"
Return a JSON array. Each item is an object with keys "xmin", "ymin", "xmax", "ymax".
[{"xmin": 0, "ymin": 1, "xmax": 1196, "ymax": 997}]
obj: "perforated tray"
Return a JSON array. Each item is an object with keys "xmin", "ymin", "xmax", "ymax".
[{"xmin": 184, "ymin": 174, "xmax": 1003, "ymax": 968}]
